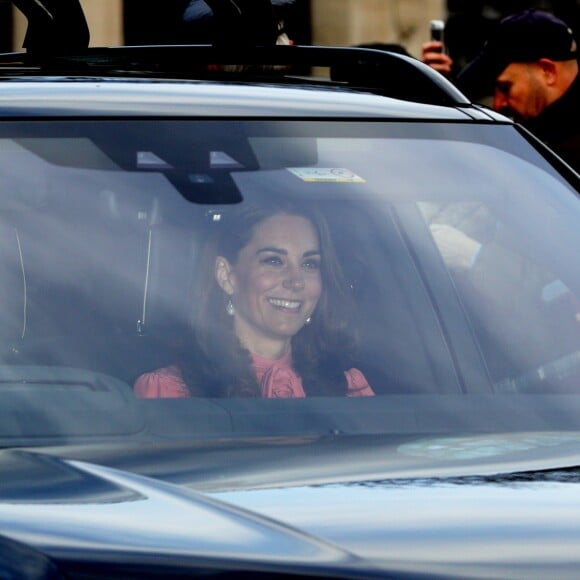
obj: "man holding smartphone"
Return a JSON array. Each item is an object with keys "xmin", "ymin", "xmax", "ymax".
[{"xmin": 423, "ymin": 9, "xmax": 580, "ymax": 172}]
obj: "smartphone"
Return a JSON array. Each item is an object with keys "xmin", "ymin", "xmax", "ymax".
[{"xmin": 429, "ymin": 19, "xmax": 445, "ymax": 52}]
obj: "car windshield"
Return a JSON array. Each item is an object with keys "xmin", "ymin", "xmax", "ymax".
[{"xmin": 0, "ymin": 119, "xmax": 579, "ymax": 446}]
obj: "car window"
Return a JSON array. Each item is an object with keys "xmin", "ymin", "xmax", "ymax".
[{"xmin": 0, "ymin": 119, "xmax": 578, "ymax": 443}]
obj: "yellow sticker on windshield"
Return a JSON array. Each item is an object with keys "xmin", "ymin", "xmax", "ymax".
[{"xmin": 288, "ymin": 167, "xmax": 366, "ymax": 183}]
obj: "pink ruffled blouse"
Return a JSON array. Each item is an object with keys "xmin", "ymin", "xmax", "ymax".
[{"xmin": 134, "ymin": 349, "xmax": 374, "ymax": 399}]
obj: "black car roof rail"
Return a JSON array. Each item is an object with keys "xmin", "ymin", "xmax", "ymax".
[{"xmin": 0, "ymin": 44, "xmax": 471, "ymax": 107}]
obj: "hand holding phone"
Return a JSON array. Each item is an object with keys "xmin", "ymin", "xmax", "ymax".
[{"xmin": 422, "ymin": 19, "xmax": 452, "ymax": 76}]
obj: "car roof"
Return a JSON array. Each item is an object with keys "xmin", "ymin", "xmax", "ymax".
[
  {"xmin": 0, "ymin": 45, "xmax": 502, "ymax": 121},
  {"xmin": 0, "ymin": 77, "xmax": 490, "ymax": 120}
]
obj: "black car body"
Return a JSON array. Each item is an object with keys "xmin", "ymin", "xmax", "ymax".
[{"xmin": 0, "ymin": 32, "xmax": 578, "ymax": 579}]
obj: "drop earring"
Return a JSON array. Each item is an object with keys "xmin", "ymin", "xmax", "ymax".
[
  {"xmin": 226, "ymin": 298, "xmax": 235, "ymax": 316},
  {"xmin": 305, "ymin": 315, "xmax": 312, "ymax": 325}
]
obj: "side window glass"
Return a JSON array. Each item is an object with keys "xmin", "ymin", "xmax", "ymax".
[
  {"xmin": 326, "ymin": 203, "xmax": 461, "ymax": 395},
  {"xmin": 421, "ymin": 201, "xmax": 580, "ymax": 393}
]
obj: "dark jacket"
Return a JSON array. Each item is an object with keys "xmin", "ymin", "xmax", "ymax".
[{"xmin": 524, "ymin": 71, "xmax": 580, "ymax": 172}]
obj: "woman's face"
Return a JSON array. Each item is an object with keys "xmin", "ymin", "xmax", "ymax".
[{"xmin": 216, "ymin": 213, "xmax": 322, "ymax": 358}]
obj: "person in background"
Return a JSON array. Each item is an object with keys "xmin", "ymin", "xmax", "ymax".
[
  {"xmin": 177, "ymin": 0, "xmax": 297, "ymax": 74},
  {"xmin": 422, "ymin": 9, "xmax": 580, "ymax": 171},
  {"xmin": 134, "ymin": 201, "xmax": 373, "ymax": 399},
  {"xmin": 179, "ymin": 0, "xmax": 295, "ymax": 46}
]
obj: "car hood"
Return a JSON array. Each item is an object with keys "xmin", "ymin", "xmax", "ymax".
[
  {"xmin": 0, "ymin": 449, "xmax": 376, "ymax": 578},
  {"xmin": 217, "ymin": 474, "xmax": 580, "ymax": 579},
  {"xmin": 2, "ymin": 434, "xmax": 580, "ymax": 578}
]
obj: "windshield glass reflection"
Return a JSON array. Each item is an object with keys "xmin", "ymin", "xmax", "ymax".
[{"xmin": 0, "ymin": 121, "xmax": 577, "ymax": 444}]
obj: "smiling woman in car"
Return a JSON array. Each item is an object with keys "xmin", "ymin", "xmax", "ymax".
[{"xmin": 134, "ymin": 201, "xmax": 374, "ymax": 399}]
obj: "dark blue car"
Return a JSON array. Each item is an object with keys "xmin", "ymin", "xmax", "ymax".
[{"xmin": 0, "ymin": 6, "xmax": 579, "ymax": 579}]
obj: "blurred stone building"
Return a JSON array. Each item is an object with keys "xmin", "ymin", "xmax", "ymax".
[
  {"xmin": 2, "ymin": 0, "xmax": 579, "ymax": 64},
  {"xmin": 3, "ymin": 0, "xmax": 445, "ymax": 57},
  {"xmin": 5, "ymin": 0, "xmax": 124, "ymax": 50},
  {"xmin": 311, "ymin": 0, "xmax": 445, "ymax": 57}
]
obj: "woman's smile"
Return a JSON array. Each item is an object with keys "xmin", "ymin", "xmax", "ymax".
[{"xmin": 267, "ymin": 297, "xmax": 303, "ymax": 311}]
